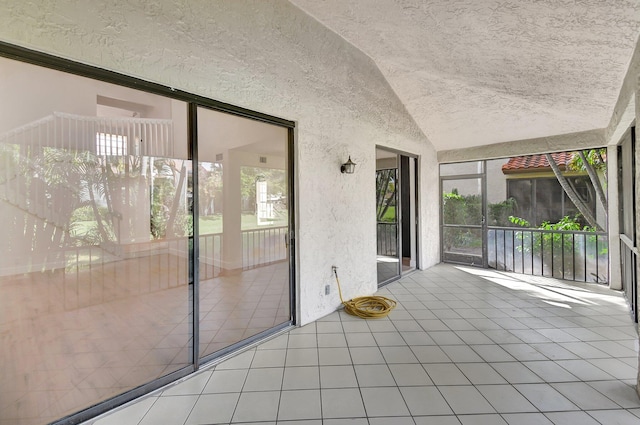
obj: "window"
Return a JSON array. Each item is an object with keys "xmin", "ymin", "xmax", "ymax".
[
  {"xmin": 507, "ymin": 177, "xmax": 595, "ymax": 226},
  {"xmin": 96, "ymin": 132, "xmax": 127, "ymax": 156}
]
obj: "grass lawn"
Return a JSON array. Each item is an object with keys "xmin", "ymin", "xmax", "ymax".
[
  {"xmin": 378, "ymin": 206, "xmax": 396, "ymax": 222},
  {"xmin": 70, "ymin": 213, "xmax": 288, "ymax": 240},
  {"xmin": 200, "ymin": 213, "xmax": 288, "ymax": 234}
]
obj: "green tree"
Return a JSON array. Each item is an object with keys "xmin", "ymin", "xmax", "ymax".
[
  {"xmin": 240, "ymin": 166, "xmax": 286, "ymax": 214},
  {"xmin": 488, "ymin": 197, "xmax": 517, "ymax": 226},
  {"xmin": 545, "ymin": 149, "xmax": 607, "ymax": 231},
  {"xmin": 376, "ymin": 169, "xmax": 397, "ymax": 222}
]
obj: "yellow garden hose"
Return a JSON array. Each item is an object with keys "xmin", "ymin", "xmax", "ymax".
[{"xmin": 333, "ymin": 267, "xmax": 397, "ymax": 319}]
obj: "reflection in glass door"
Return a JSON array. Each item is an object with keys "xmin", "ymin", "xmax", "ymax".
[
  {"xmin": 196, "ymin": 107, "xmax": 292, "ymax": 360},
  {"xmin": 376, "ymin": 166, "xmax": 400, "ymax": 283},
  {"xmin": 0, "ymin": 49, "xmax": 297, "ymax": 424},
  {"xmin": 0, "ymin": 56, "xmax": 193, "ymax": 424},
  {"xmin": 440, "ymin": 175, "xmax": 486, "ymax": 266}
]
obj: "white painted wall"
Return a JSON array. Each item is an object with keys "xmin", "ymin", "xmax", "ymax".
[{"xmin": 0, "ymin": 0, "xmax": 439, "ymax": 325}]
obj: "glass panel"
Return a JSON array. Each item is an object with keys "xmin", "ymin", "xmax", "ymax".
[
  {"xmin": 442, "ymin": 227, "xmax": 483, "ymax": 265},
  {"xmin": 376, "ymin": 157, "xmax": 400, "ymax": 284},
  {"xmin": 442, "ymin": 178, "xmax": 482, "ymax": 225},
  {"xmin": 535, "ymin": 178, "xmax": 563, "ymax": 225},
  {"xmin": 197, "ymin": 107, "xmax": 290, "ymax": 358},
  {"xmin": 0, "ymin": 57, "xmax": 190, "ymax": 424},
  {"xmin": 486, "ymin": 158, "xmax": 517, "ymax": 227},
  {"xmin": 506, "ymin": 179, "xmax": 533, "ymax": 225},
  {"xmin": 440, "ymin": 160, "xmax": 483, "ymax": 176},
  {"xmin": 400, "ymin": 156, "xmax": 417, "ymax": 273},
  {"xmin": 620, "ymin": 134, "xmax": 635, "ymax": 238}
]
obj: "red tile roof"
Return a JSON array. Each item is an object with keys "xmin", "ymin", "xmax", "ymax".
[{"xmin": 502, "ymin": 152, "xmax": 573, "ymax": 174}]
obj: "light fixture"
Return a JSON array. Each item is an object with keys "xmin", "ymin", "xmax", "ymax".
[{"xmin": 341, "ymin": 156, "xmax": 356, "ymax": 174}]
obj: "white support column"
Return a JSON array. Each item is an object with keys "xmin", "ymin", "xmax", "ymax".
[
  {"xmin": 117, "ymin": 167, "xmax": 151, "ymax": 246},
  {"xmin": 607, "ymin": 145, "xmax": 621, "ymax": 290},
  {"xmin": 221, "ymin": 150, "xmax": 243, "ymax": 271},
  {"xmin": 634, "ymin": 87, "xmax": 640, "ymax": 398}
]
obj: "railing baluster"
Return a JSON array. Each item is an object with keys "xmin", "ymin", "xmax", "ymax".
[
  {"xmin": 271, "ymin": 228, "xmax": 274, "ymax": 263},
  {"xmin": 518, "ymin": 231, "xmax": 522, "ymax": 274},
  {"xmin": 530, "ymin": 231, "xmax": 533, "ymax": 275},
  {"xmin": 595, "ymin": 235, "xmax": 599, "ymax": 283},
  {"xmin": 238, "ymin": 226, "xmax": 288, "ymax": 269},
  {"xmin": 569, "ymin": 232, "xmax": 573, "ymax": 280},
  {"xmin": 510, "ymin": 230, "xmax": 514, "ymax": 272},
  {"xmin": 583, "ymin": 234, "xmax": 587, "ymax": 282},
  {"xmin": 484, "ymin": 226, "xmax": 608, "ymax": 284},
  {"xmin": 503, "ymin": 230, "xmax": 506, "ymax": 270},
  {"xmin": 552, "ymin": 231, "xmax": 556, "ymax": 277},
  {"xmin": 492, "ymin": 229, "xmax": 496, "ymax": 269},
  {"xmin": 562, "ymin": 233, "xmax": 576, "ymax": 279},
  {"xmin": 541, "ymin": 231, "xmax": 544, "ymax": 276}
]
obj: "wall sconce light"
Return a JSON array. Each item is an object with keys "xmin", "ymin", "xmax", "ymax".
[{"xmin": 341, "ymin": 156, "xmax": 356, "ymax": 174}]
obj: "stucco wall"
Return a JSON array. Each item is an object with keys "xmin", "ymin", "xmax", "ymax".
[{"xmin": 0, "ymin": 0, "xmax": 439, "ymax": 325}]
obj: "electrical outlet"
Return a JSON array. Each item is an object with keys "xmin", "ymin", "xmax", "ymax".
[{"xmin": 325, "ymin": 285, "xmax": 330, "ymax": 295}]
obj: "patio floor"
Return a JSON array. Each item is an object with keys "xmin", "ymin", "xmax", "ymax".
[{"xmin": 87, "ymin": 263, "xmax": 640, "ymax": 425}]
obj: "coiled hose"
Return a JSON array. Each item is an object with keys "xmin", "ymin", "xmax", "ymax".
[{"xmin": 333, "ymin": 268, "xmax": 397, "ymax": 319}]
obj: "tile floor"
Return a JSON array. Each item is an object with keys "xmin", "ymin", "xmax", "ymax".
[
  {"xmin": 87, "ymin": 264, "xmax": 640, "ymax": 425},
  {"xmin": 376, "ymin": 256, "xmax": 414, "ymax": 285},
  {"xmin": 1, "ymin": 256, "xmax": 289, "ymax": 425}
]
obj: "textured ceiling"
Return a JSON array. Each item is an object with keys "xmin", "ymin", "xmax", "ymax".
[{"xmin": 290, "ymin": 0, "xmax": 640, "ymax": 151}]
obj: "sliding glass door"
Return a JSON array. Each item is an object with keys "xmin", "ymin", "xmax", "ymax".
[
  {"xmin": 0, "ymin": 50, "xmax": 295, "ymax": 425},
  {"xmin": 376, "ymin": 148, "xmax": 418, "ymax": 285},
  {"xmin": 196, "ymin": 107, "xmax": 292, "ymax": 361},
  {"xmin": 619, "ymin": 127, "xmax": 637, "ymax": 321},
  {"xmin": 0, "ymin": 55, "xmax": 193, "ymax": 424}
]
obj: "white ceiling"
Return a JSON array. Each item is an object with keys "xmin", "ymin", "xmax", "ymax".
[{"xmin": 290, "ymin": 0, "xmax": 640, "ymax": 152}]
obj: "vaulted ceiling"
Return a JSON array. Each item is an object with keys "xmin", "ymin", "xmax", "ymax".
[{"xmin": 290, "ymin": 0, "xmax": 640, "ymax": 151}]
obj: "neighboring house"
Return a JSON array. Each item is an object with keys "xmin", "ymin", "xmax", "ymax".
[{"xmin": 502, "ymin": 152, "xmax": 597, "ymax": 227}]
